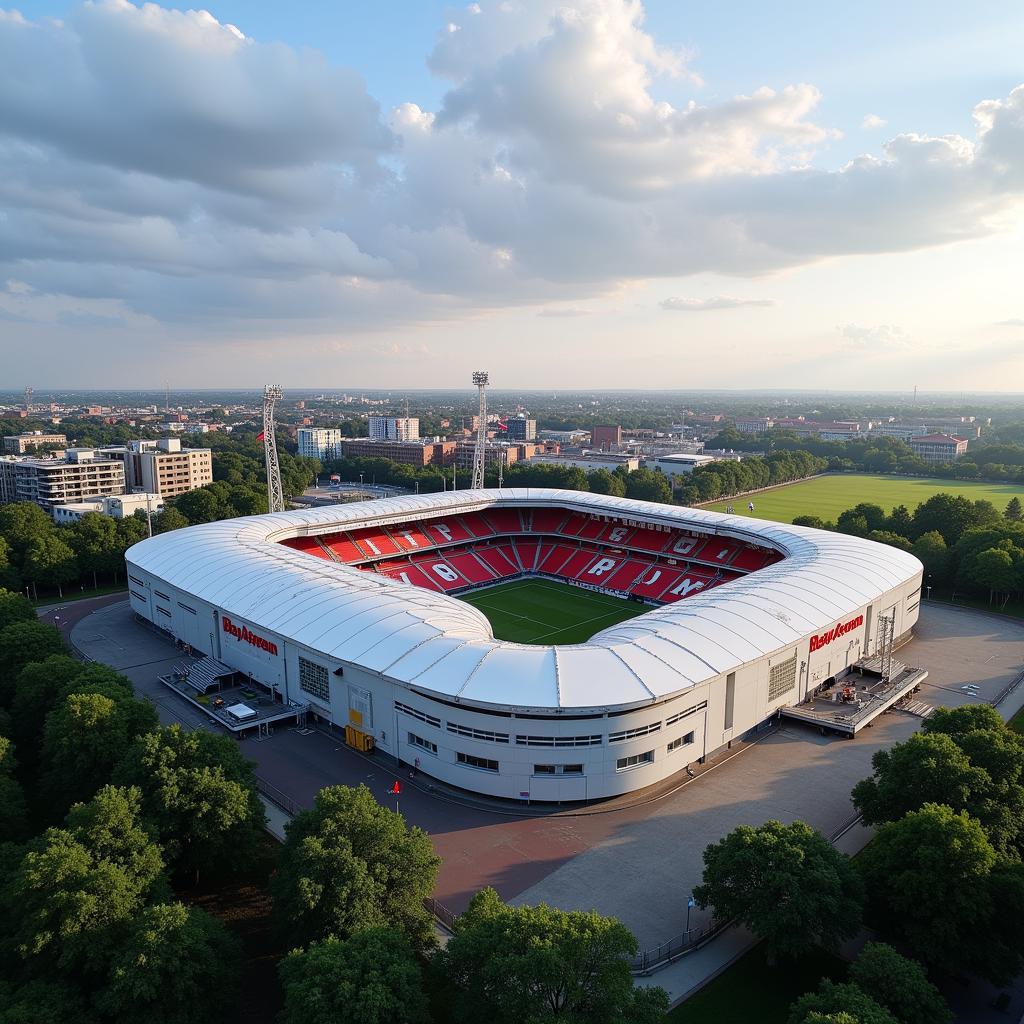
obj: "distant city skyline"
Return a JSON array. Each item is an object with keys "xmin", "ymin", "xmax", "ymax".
[{"xmin": 1, "ymin": 0, "xmax": 1023, "ymax": 389}]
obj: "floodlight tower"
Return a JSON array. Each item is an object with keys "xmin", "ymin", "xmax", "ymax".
[
  {"xmin": 471, "ymin": 371, "xmax": 489, "ymax": 490},
  {"xmin": 262, "ymin": 385, "xmax": 285, "ymax": 514},
  {"xmin": 23, "ymin": 386, "xmax": 33, "ymax": 413}
]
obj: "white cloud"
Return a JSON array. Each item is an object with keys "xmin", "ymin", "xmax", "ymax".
[
  {"xmin": 660, "ymin": 296, "xmax": 775, "ymax": 311},
  {"xmin": 0, "ymin": 0, "xmax": 1021, "ymax": 355},
  {"xmin": 862, "ymin": 113, "xmax": 886, "ymax": 129},
  {"xmin": 994, "ymin": 317, "xmax": 1024, "ymax": 326},
  {"xmin": 837, "ymin": 323, "xmax": 911, "ymax": 348}
]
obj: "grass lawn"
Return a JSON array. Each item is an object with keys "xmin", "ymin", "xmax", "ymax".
[
  {"xmin": 704, "ymin": 473, "xmax": 1024, "ymax": 525},
  {"xmin": 460, "ymin": 578, "xmax": 647, "ymax": 644},
  {"xmin": 667, "ymin": 944, "xmax": 847, "ymax": 1024},
  {"xmin": 31, "ymin": 582, "xmax": 128, "ymax": 607},
  {"xmin": 1010, "ymin": 706, "xmax": 1024, "ymax": 735}
]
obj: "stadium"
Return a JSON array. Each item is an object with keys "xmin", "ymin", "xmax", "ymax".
[{"xmin": 124, "ymin": 488, "xmax": 924, "ymax": 801}]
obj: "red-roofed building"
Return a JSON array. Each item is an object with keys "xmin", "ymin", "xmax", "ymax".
[{"xmin": 909, "ymin": 434, "xmax": 969, "ymax": 463}]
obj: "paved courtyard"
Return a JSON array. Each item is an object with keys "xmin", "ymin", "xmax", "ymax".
[{"xmin": 65, "ymin": 598, "xmax": 1024, "ymax": 949}]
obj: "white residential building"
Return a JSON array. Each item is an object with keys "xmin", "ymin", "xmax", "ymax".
[
  {"xmin": 53, "ymin": 493, "xmax": 164, "ymax": 524},
  {"xmin": 298, "ymin": 428, "xmax": 344, "ymax": 461},
  {"xmin": 368, "ymin": 416, "xmax": 420, "ymax": 441}
]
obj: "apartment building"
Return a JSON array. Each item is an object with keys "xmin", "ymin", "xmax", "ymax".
[
  {"xmin": 3, "ymin": 431, "xmax": 67, "ymax": 454},
  {"xmin": 101, "ymin": 439, "xmax": 213, "ymax": 498},
  {"xmin": 298, "ymin": 427, "xmax": 344, "ymax": 461},
  {"xmin": 909, "ymin": 434, "xmax": 969, "ymax": 464},
  {"xmin": 368, "ymin": 416, "xmax": 420, "ymax": 441},
  {"xmin": 0, "ymin": 449, "xmax": 125, "ymax": 511},
  {"xmin": 340, "ymin": 438, "xmax": 456, "ymax": 467}
]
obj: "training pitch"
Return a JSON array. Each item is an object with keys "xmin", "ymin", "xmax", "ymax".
[
  {"xmin": 705, "ymin": 473, "xmax": 1024, "ymax": 524},
  {"xmin": 460, "ymin": 578, "xmax": 648, "ymax": 645}
]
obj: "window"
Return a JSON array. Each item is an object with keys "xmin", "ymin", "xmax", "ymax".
[
  {"xmin": 768, "ymin": 653, "xmax": 798, "ymax": 702},
  {"xmin": 457, "ymin": 752, "xmax": 498, "ymax": 772},
  {"xmin": 128, "ymin": 575, "xmax": 145, "ymax": 587},
  {"xmin": 177, "ymin": 602, "xmax": 197, "ymax": 614},
  {"xmin": 515, "ymin": 734, "xmax": 603, "ymax": 747},
  {"xmin": 665, "ymin": 700, "xmax": 707, "ymax": 726},
  {"xmin": 298, "ymin": 656, "xmax": 330, "ymax": 703},
  {"xmin": 533, "ymin": 764, "xmax": 584, "ymax": 776},
  {"xmin": 608, "ymin": 722, "xmax": 661, "ymax": 743},
  {"xmin": 154, "ymin": 590, "xmax": 170, "ymax": 601},
  {"xmin": 395, "ymin": 701, "xmax": 440, "ymax": 729},
  {"xmin": 447, "ymin": 723, "xmax": 509, "ymax": 744},
  {"xmin": 667, "ymin": 732, "xmax": 695, "ymax": 753},
  {"xmin": 129, "ymin": 589, "xmax": 147, "ymax": 603},
  {"xmin": 156, "ymin": 606, "xmax": 171, "ymax": 617},
  {"xmin": 408, "ymin": 732, "xmax": 437, "ymax": 755},
  {"xmin": 616, "ymin": 751, "xmax": 654, "ymax": 771}
]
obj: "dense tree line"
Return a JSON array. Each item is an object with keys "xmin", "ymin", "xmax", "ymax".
[
  {"xmin": 676, "ymin": 449, "xmax": 828, "ymax": 504},
  {"xmin": 796, "ymin": 492, "xmax": 1024, "ymax": 605},
  {"xmin": 0, "ymin": 592, "xmax": 266, "ymax": 1022},
  {"xmin": 694, "ymin": 704, "xmax": 1024, "ymax": 1023}
]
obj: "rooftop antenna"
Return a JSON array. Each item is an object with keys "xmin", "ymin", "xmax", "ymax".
[
  {"xmin": 913, "ymin": 385, "xmax": 917, "ymax": 405},
  {"xmin": 164, "ymin": 380, "xmax": 170, "ymax": 415},
  {"xmin": 471, "ymin": 370, "xmax": 489, "ymax": 490},
  {"xmin": 23, "ymin": 386, "xmax": 33, "ymax": 413},
  {"xmin": 262, "ymin": 385, "xmax": 285, "ymax": 513}
]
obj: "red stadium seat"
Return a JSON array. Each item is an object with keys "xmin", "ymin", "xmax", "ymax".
[
  {"xmin": 556, "ymin": 548, "xmax": 602, "ymax": 579},
  {"xmin": 322, "ymin": 532, "xmax": 369, "ymax": 563},
  {"xmin": 629, "ymin": 564, "xmax": 688, "ymax": 600},
  {"xmin": 529, "ymin": 509, "xmax": 570, "ymax": 534},
  {"xmin": 443, "ymin": 550, "xmax": 498, "ymax": 584},
  {"xmin": 598, "ymin": 522, "xmax": 636, "ymax": 546},
  {"xmin": 692, "ymin": 540, "xmax": 742, "ymax": 567},
  {"xmin": 483, "ymin": 509, "xmax": 525, "ymax": 534},
  {"xmin": 602, "ymin": 558, "xmax": 651, "ymax": 593},
  {"xmin": 626, "ymin": 528, "xmax": 675, "ymax": 554},
  {"xmin": 280, "ymin": 536, "xmax": 334, "ymax": 561},
  {"xmin": 459, "ymin": 512, "xmax": 496, "ymax": 538},
  {"xmin": 538, "ymin": 544, "xmax": 577, "ymax": 574},
  {"xmin": 511, "ymin": 538, "xmax": 541, "ymax": 571},
  {"xmin": 370, "ymin": 560, "xmax": 444, "ymax": 591},
  {"xmin": 416, "ymin": 556, "xmax": 469, "ymax": 590},
  {"xmin": 575, "ymin": 517, "xmax": 608, "ymax": 540},
  {"xmin": 388, "ymin": 523, "xmax": 434, "ymax": 553},
  {"xmin": 657, "ymin": 566, "xmax": 718, "ymax": 603},
  {"xmin": 557, "ymin": 512, "xmax": 591, "ymax": 537},
  {"xmin": 422, "ymin": 518, "xmax": 475, "ymax": 545},
  {"xmin": 475, "ymin": 544, "xmax": 521, "ymax": 578},
  {"xmin": 348, "ymin": 527, "xmax": 402, "ymax": 558}
]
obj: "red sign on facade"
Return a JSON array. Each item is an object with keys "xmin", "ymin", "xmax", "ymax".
[
  {"xmin": 809, "ymin": 614, "xmax": 864, "ymax": 653},
  {"xmin": 222, "ymin": 615, "xmax": 279, "ymax": 656}
]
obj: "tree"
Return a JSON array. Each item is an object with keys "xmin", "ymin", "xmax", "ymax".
[
  {"xmin": 443, "ymin": 888, "xmax": 667, "ymax": 1024},
  {"xmin": 848, "ymin": 943, "xmax": 952, "ymax": 1024},
  {"xmin": 789, "ymin": 981, "xmax": 898, "ymax": 1024},
  {"xmin": 279, "ymin": 929, "xmax": 430, "ymax": 1024},
  {"xmin": 0, "ymin": 980, "xmax": 94, "ymax": 1024},
  {"xmin": 0, "ymin": 621, "xmax": 68, "ymax": 684},
  {"xmin": 22, "ymin": 533, "xmax": 78, "ymax": 598},
  {"xmin": 1, "ymin": 786, "xmax": 164, "ymax": 976},
  {"xmin": 910, "ymin": 531, "xmax": 950, "ymax": 587},
  {"xmin": 173, "ymin": 488, "xmax": 222, "ymax": 525},
  {"xmin": 886, "ymin": 504, "xmax": 914, "ymax": 537},
  {"xmin": 0, "ymin": 588, "xmax": 35, "ymax": 632},
  {"xmin": 856, "ymin": 804, "xmax": 995, "ymax": 973},
  {"xmin": 40, "ymin": 685, "xmax": 159, "ymax": 815},
  {"xmin": 793, "ymin": 516, "xmax": 830, "ymax": 530},
  {"xmin": 587, "ymin": 468, "xmax": 626, "ymax": 497},
  {"xmin": 867, "ymin": 530, "xmax": 913, "ymax": 552},
  {"xmin": 839, "ymin": 504, "xmax": 887, "ymax": 535},
  {"xmin": 114, "ymin": 725, "xmax": 265, "ymax": 881},
  {"xmin": 272, "ymin": 784, "xmax": 440, "ymax": 948},
  {"xmin": 67, "ymin": 512, "xmax": 122, "ymax": 587},
  {"xmin": 911, "ymin": 494, "xmax": 986, "ymax": 545},
  {"xmin": 694, "ymin": 820, "xmax": 863, "ymax": 959},
  {"xmin": 967, "ymin": 546, "xmax": 1017, "ymax": 602},
  {"xmin": 624, "ymin": 468, "xmax": 672, "ymax": 504},
  {"xmin": 1006, "ymin": 497, "xmax": 1023, "ymax": 522},
  {"xmin": 152, "ymin": 507, "xmax": 190, "ymax": 534},
  {"xmin": 0, "ymin": 734, "xmax": 28, "ymax": 842},
  {"xmin": 95, "ymin": 902, "xmax": 240, "ymax": 1024}
]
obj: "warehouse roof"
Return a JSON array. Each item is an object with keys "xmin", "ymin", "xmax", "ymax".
[{"xmin": 126, "ymin": 488, "xmax": 922, "ymax": 712}]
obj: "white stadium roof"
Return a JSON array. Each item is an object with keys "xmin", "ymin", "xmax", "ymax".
[{"xmin": 126, "ymin": 488, "xmax": 922, "ymax": 712}]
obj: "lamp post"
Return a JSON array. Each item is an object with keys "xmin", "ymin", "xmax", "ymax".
[
  {"xmin": 926, "ymin": 574, "xmax": 932, "ymax": 601},
  {"xmin": 686, "ymin": 895, "xmax": 695, "ymax": 935}
]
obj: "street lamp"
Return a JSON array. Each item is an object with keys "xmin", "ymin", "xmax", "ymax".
[
  {"xmin": 686, "ymin": 894, "xmax": 695, "ymax": 935},
  {"xmin": 926, "ymin": 574, "xmax": 932, "ymax": 601}
]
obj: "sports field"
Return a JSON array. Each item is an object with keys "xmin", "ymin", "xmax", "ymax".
[
  {"xmin": 460, "ymin": 578, "xmax": 647, "ymax": 645},
  {"xmin": 704, "ymin": 473, "xmax": 1024, "ymax": 525}
]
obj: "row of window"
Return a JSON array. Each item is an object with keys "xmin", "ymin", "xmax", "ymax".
[
  {"xmin": 298, "ymin": 656, "xmax": 330, "ymax": 703},
  {"xmin": 447, "ymin": 722, "xmax": 509, "ymax": 744},
  {"xmin": 767, "ymin": 654, "xmax": 798, "ymax": 702},
  {"xmin": 395, "ymin": 701, "xmax": 441, "ymax": 728},
  {"xmin": 407, "ymin": 732, "xmax": 696, "ymax": 776}
]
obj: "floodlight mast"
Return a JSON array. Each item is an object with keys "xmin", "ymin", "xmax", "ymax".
[
  {"xmin": 471, "ymin": 371, "xmax": 489, "ymax": 490},
  {"xmin": 263, "ymin": 384, "xmax": 285, "ymax": 514}
]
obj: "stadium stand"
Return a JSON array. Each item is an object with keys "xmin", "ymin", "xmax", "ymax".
[
  {"xmin": 389, "ymin": 523, "xmax": 433, "ymax": 552},
  {"xmin": 280, "ymin": 536, "xmax": 333, "ymax": 561},
  {"xmin": 482, "ymin": 508, "xmax": 525, "ymax": 534}
]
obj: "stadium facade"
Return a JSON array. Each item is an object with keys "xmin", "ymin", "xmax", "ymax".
[{"xmin": 125, "ymin": 489, "xmax": 923, "ymax": 801}]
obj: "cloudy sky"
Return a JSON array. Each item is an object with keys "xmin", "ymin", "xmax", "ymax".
[{"xmin": 1, "ymin": 0, "xmax": 1023, "ymax": 390}]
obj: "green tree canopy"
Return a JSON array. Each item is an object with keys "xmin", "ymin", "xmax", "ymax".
[
  {"xmin": 789, "ymin": 981, "xmax": 898, "ymax": 1024},
  {"xmin": 0, "ymin": 588, "xmax": 36, "ymax": 632},
  {"xmin": 0, "ymin": 734, "xmax": 28, "ymax": 843},
  {"xmin": 22, "ymin": 533, "xmax": 78, "ymax": 596},
  {"xmin": 1006, "ymin": 497, "xmax": 1023, "ymax": 521},
  {"xmin": 95, "ymin": 902, "xmax": 240, "ymax": 1024},
  {"xmin": 0, "ymin": 621, "xmax": 68, "ymax": 689},
  {"xmin": 114, "ymin": 725, "xmax": 265, "ymax": 880},
  {"xmin": 910, "ymin": 531, "xmax": 950, "ymax": 586},
  {"xmin": 856, "ymin": 804, "xmax": 995, "ymax": 974},
  {"xmin": 694, "ymin": 820, "xmax": 863, "ymax": 958},
  {"xmin": 1, "ymin": 786, "xmax": 165, "ymax": 976},
  {"xmin": 279, "ymin": 929, "xmax": 430, "ymax": 1024},
  {"xmin": 272, "ymin": 784, "xmax": 440, "ymax": 949},
  {"xmin": 0, "ymin": 979, "xmax": 95, "ymax": 1024},
  {"xmin": 587, "ymin": 468, "xmax": 627, "ymax": 497},
  {"xmin": 848, "ymin": 943, "xmax": 952, "ymax": 1024},
  {"xmin": 443, "ymin": 887, "xmax": 668, "ymax": 1024},
  {"xmin": 624, "ymin": 468, "xmax": 672, "ymax": 504},
  {"xmin": 40, "ymin": 685, "xmax": 159, "ymax": 816}
]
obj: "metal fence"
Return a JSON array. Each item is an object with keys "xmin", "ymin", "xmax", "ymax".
[
  {"xmin": 630, "ymin": 920, "xmax": 727, "ymax": 974},
  {"xmin": 424, "ymin": 895, "xmax": 458, "ymax": 933},
  {"xmin": 255, "ymin": 774, "xmax": 303, "ymax": 817}
]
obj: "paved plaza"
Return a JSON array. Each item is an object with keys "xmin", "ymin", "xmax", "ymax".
[{"xmin": 63, "ymin": 598, "xmax": 1024, "ymax": 951}]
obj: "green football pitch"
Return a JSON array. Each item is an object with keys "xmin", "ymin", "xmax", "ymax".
[
  {"xmin": 460, "ymin": 578, "xmax": 648, "ymax": 645},
  {"xmin": 704, "ymin": 473, "xmax": 1024, "ymax": 525}
]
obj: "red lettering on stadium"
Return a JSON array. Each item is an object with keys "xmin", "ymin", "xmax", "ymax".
[
  {"xmin": 809, "ymin": 614, "xmax": 864, "ymax": 653},
  {"xmin": 222, "ymin": 616, "xmax": 279, "ymax": 656}
]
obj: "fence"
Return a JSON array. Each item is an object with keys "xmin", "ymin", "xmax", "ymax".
[
  {"xmin": 630, "ymin": 919, "xmax": 728, "ymax": 974},
  {"xmin": 255, "ymin": 774, "xmax": 303, "ymax": 817},
  {"xmin": 424, "ymin": 896, "xmax": 458, "ymax": 933}
]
